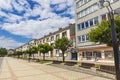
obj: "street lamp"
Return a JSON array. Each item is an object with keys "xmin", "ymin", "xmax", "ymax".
[{"xmin": 104, "ymin": 1, "xmax": 120, "ymax": 80}]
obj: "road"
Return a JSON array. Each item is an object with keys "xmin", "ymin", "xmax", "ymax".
[{"xmin": 0, "ymin": 57, "xmax": 112, "ymax": 80}]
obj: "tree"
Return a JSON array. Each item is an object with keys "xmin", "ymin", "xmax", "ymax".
[
  {"xmin": 0, "ymin": 48, "xmax": 7, "ymax": 57},
  {"xmin": 14, "ymin": 51, "xmax": 23, "ymax": 58},
  {"xmin": 88, "ymin": 16, "xmax": 120, "ymax": 46},
  {"xmin": 28, "ymin": 46, "xmax": 38, "ymax": 58},
  {"xmin": 38, "ymin": 43, "xmax": 53, "ymax": 60},
  {"xmin": 22, "ymin": 50, "xmax": 28, "ymax": 58},
  {"xmin": 54, "ymin": 37, "xmax": 72, "ymax": 62}
]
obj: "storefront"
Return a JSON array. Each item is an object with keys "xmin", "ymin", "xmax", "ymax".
[
  {"xmin": 82, "ymin": 51, "xmax": 101, "ymax": 61},
  {"xmin": 71, "ymin": 51, "xmax": 78, "ymax": 60},
  {"xmin": 104, "ymin": 50, "xmax": 114, "ymax": 60}
]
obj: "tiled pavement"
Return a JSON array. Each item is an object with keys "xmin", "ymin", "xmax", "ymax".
[{"xmin": 0, "ymin": 57, "xmax": 113, "ymax": 80}]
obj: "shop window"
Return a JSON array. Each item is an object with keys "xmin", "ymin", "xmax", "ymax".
[
  {"xmin": 82, "ymin": 52, "xmax": 86, "ymax": 58},
  {"xmin": 105, "ymin": 51, "xmax": 114, "ymax": 60},
  {"xmin": 86, "ymin": 52, "xmax": 92, "ymax": 60}
]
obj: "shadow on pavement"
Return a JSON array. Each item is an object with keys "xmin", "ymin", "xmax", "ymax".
[{"xmin": 49, "ymin": 64, "xmax": 114, "ymax": 80}]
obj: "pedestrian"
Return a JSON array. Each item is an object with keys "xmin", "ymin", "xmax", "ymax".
[{"xmin": 94, "ymin": 54, "xmax": 98, "ymax": 61}]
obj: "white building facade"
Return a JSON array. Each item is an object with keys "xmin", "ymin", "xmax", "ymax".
[
  {"xmin": 35, "ymin": 24, "xmax": 74, "ymax": 60},
  {"xmin": 17, "ymin": 24, "xmax": 76, "ymax": 60},
  {"xmin": 75, "ymin": 0, "xmax": 120, "ymax": 61}
]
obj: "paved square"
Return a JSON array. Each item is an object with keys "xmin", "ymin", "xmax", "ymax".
[{"xmin": 0, "ymin": 57, "xmax": 112, "ymax": 80}]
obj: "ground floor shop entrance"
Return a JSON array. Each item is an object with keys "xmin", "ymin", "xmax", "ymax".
[
  {"xmin": 71, "ymin": 52, "xmax": 77, "ymax": 60},
  {"xmin": 81, "ymin": 50, "xmax": 114, "ymax": 61}
]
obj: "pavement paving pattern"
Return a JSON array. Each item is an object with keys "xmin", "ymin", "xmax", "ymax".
[{"xmin": 0, "ymin": 57, "xmax": 112, "ymax": 80}]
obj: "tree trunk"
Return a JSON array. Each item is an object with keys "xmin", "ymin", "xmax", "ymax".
[
  {"xmin": 28, "ymin": 54, "xmax": 31, "ymax": 62},
  {"xmin": 62, "ymin": 51, "xmax": 65, "ymax": 62},
  {"xmin": 43, "ymin": 53, "xmax": 45, "ymax": 60},
  {"xmin": 33, "ymin": 54, "xmax": 34, "ymax": 59},
  {"xmin": 18, "ymin": 55, "xmax": 20, "ymax": 58}
]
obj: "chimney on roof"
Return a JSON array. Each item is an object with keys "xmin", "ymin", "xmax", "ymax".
[
  {"xmin": 59, "ymin": 28, "xmax": 62, "ymax": 31},
  {"xmin": 69, "ymin": 23, "xmax": 73, "ymax": 26},
  {"xmin": 49, "ymin": 32, "xmax": 52, "ymax": 35}
]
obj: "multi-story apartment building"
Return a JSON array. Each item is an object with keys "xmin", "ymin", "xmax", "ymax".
[
  {"xmin": 34, "ymin": 23, "xmax": 76, "ymax": 60},
  {"xmin": 75, "ymin": 0, "xmax": 120, "ymax": 61},
  {"xmin": 15, "ymin": 47, "xmax": 22, "ymax": 52},
  {"xmin": 16, "ymin": 24, "xmax": 76, "ymax": 60}
]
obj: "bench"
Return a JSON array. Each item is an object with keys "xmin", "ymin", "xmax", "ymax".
[
  {"xmin": 81, "ymin": 62, "xmax": 95, "ymax": 69},
  {"xmin": 52, "ymin": 60, "xmax": 63, "ymax": 64},
  {"xmin": 65, "ymin": 61, "xmax": 77, "ymax": 66},
  {"xmin": 97, "ymin": 65, "xmax": 115, "ymax": 74}
]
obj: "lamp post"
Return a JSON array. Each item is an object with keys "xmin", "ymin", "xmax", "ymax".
[{"xmin": 104, "ymin": 1, "xmax": 120, "ymax": 80}]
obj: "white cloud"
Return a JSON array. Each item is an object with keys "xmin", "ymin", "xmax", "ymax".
[
  {"xmin": 0, "ymin": 10, "xmax": 9, "ymax": 17},
  {"xmin": 0, "ymin": 0, "xmax": 13, "ymax": 10},
  {"xmin": 50, "ymin": 0, "xmax": 66, "ymax": 4},
  {"xmin": 5, "ymin": 13, "xmax": 23, "ymax": 23},
  {"xmin": 57, "ymin": 3, "xmax": 67, "ymax": 11},
  {"xmin": 0, "ymin": 36, "xmax": 24, "ymax": 49},
  {"xmin": 0, "ymin": 0, "xmax": 75, "ymax": 39},
  {"xmin": 2, "ymin": 17, "xmax": 75, "ymax": 39}
]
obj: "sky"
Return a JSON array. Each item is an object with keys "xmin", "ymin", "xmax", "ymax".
[{"xmin": 0, "ymin": 0, "xmax": 75, "ymax": 49}]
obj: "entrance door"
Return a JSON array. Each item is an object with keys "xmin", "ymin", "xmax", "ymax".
[{"xmin": 71, "ymin": 52, "xmax": 77, "ymax": 60}]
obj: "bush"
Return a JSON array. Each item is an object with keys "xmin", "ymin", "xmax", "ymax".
[
  {"xmin": 95, "ymin": 64, "xmax": 100, "ymax": 68},
  {"xmin": 77, "ymin": 62, "xmax": 82, "ymax": 66}
]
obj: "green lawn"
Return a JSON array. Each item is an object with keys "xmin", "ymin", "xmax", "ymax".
[{"xmin": 39, "ymin": 60, "xmax": 53, "ymax": 64}]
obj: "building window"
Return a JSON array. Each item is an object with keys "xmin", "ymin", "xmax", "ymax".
[
  {"xmin": 78, "ymin": 34, "xmax": 89, "ymax": 43},
  {"xmin": 77, "ymin": 24, "xmax": 81, "ymax": 30},
  {"xmin": 51, "ymin": 43, "xmax": 54, "ymax": 46},
  {"xmin": 43, "ymin": 39, "xmax": 45, "ymax": 43},
  {"xmin": 56, "ymin": 34, "xmax": 60, "ymax": 40},
  {"xmin": 94, "ymin": 17, "xmax": 98, "ymax": 24},
  {"xmin": 77, "ymin": 36, "xmax": 81, "ymax": 43},
  {"xmin": 62, "ymin": 31, "xmax": 67, "ymax": 37},
  {"xmin": 101, "ymin": 14, "xmax": 107, "ymax": 20},
  {"xmin": 86, "ymin": 35, "xmax": 89, "ymax": 41},
  {"xmin": 85, "ymin": 21, "xmax": 89, "ymax": 28},
  {"xmin": 51, "ymin": 36, "xmax": 54, "ymax": 41},
  {"xmin": 82, "ymin": 35, "xmax": 85, "ymax": 42},
  {"xmin": 104, "ymin": 0, "xmax": 117, "ymax": 3},
  {"xmin": 77, "ymin": 3, "xmax": 98, "ymax": 19},
  {"xmin": 46, "ymin": 38, "xmax": 49, "ymax": 42},
  {"xmin": 90, "ymin": 19, "xmax": 93, "ymax": 26},
  {"xmin": 82, "ymin": 23, "xmax": 85, "ymax": 29},
  {"xmin": 76, "ymin": 0, "xmax": 90, "ymax": 8},
  {"xmin": 77, "ymin": 17, "xmax": 98, "ymax": 31},
  {"xmin": 114, "ymin": 8, "xmax": 120, "ymax": 14}
]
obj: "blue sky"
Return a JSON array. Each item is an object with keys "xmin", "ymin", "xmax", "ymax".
[{"xmin": 0, "ymin": 0, "xmax": 75, "ymax": 49}]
